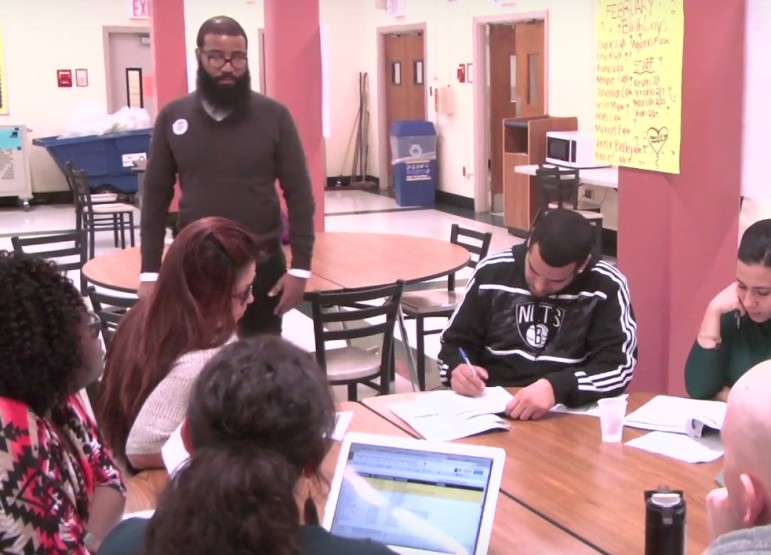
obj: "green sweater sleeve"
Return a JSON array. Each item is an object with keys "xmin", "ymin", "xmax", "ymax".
[{"xmin": 684, "ymin": 313, "xmax": 733, "ymax": 399}]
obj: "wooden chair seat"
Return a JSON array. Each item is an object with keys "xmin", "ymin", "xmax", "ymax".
[
  {"xmin": 309, "ymin": 281, "xmax": 404, "ymax": 401},
  {"xmin": 325, "ymin": 346, "xmax": 382, "ymax": 382},
  {"xmin": 401, "ymin": 289, "xmax": 462, "ymax": 315},
  {"xmin": 92, "ymin": 203, "xmax": 135, "ymax": 214},
  {"xmin": 91, "ymin": 193, "xmax": 119, "ymax": 203}
]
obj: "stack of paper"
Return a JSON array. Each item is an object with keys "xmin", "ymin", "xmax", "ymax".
[
  {"xmin": 623, "ymin": 396, "xmax": 727, "ymax": 464},
  {"xmin": 624, "ymin": 395, "xmax": 726, "ymax": 437},
  {"xmin": 161, "ymin": 424, "xmax": 190, "ymax": 476},
  {"xmin": 388, "ymin": 387, "xmax": 513, "ymax": 441}
]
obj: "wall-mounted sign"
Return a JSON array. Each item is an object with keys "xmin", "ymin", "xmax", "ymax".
[
  {"xmin": 75, "ymin": 68, "xmax": 88, "ymax": 87},
  {"xmin": 130, "ymin": 0, "xmax": 150, "ymax": 19},
  {"xmin": 57, "ymin": 69, "xmax": 73, "ymax": 88}
]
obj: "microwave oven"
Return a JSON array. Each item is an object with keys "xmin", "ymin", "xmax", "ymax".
[{"xmin": 545, "ymin": 131, "xmax": 598, "ymax": 168}]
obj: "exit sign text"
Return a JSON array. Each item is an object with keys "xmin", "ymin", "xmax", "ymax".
[{"xmin": 130, "ymin": 0, "xmax": 150, "ymax": 19}]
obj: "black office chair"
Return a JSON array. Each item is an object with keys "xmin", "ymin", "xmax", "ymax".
[
  {"xmin": 87, "ymin": 286, "xmax": 139, "ymax": 347},
  {"xmin": 11, "ymin": 231, "xmax": 87, "ymax": 294},
  {"xmin": 308, "ymin": 280, "xmax": 404, "ymax": 401},
  {"xmin": 534, "ymin": 165, "xmax": 604, "ymax": 253},
  {"xmin": 399, "ymin": 224, "xmax": 492, "ymax": 390}
]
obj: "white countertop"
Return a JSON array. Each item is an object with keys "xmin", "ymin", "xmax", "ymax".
[{"xmin": 514, "ymin": 164, "xmax": 619, "ymax": 189}]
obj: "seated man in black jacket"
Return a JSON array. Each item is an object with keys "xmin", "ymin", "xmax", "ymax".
[{"xmin": 438, "ymin": 209, "xmax": 638, "ymax": 420}]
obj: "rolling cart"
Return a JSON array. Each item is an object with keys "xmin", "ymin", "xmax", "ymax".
[{"xmin": 0, "ymin": 125, "xmax": 33, "ymax": 210}]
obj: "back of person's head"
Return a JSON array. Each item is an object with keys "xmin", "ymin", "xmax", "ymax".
[
  {"xmin": 720, "ymin": 360, "xmax": 771, "ymax": 528},
  {"xmin": 528, "ymin": 209, "xmax": 594, "ymax": 268},
  {"xmin": 196, "ymin": 15, "xmax": 248, "ymax": 47},
  {"xmin": 97, "ymin": 217, "xmax": 257, "ymax": 464},
  {"xmin": 738, "ymin": 219, "xmax": 771, "ymax": 267},
  {"xmin": 144, "ymin": 336, "xmax": 336, "ymax": 555},
  {"xmin": 0, "ymin": 251, "xmax": 88, "ymax": 415}
]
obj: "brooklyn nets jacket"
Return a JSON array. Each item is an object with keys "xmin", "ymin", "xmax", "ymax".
[{"xmin": 438, "ymin": 243, "xmax": 638, "ymax": 407}]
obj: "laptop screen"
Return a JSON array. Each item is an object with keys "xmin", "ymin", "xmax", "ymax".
[{"xmin": 328, "ymin": 441, "xmax": 496, "ymax": 554}]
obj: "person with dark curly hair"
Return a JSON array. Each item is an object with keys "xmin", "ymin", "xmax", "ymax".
[
  {"xmin": 0, "ymin": 250, "xmax": 126, "ymax": 554},
  {"xmin": 98, "ymin": 336, "xmax": 394, "ymax": 555}
]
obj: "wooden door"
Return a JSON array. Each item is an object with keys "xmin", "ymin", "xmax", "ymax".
[
  {"xmin": 384, "ymin": 32, "xmax": 426, "ymax": 186},
  {"xmin": 489, "ymin": 24, "xmax": 518, "ymax": 209},
  {"xmin": 514, "ymin": 20, "xmax": 546, "ymax": 117}
]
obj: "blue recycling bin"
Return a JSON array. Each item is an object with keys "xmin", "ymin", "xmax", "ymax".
[
  {"xmin": 391, "ymin": 120, "xmax": 437, "ymax": 207},
  {"xmin": 33, "ymin": 128, "xmax": 152, "ymax": 194}
]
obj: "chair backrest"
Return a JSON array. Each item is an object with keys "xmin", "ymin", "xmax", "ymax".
[
  {"xmin": 63, "ymin": 160, "xmax": 78, "ymax": 199},
  {"xmin": 307, "ymin": 280, "xmax": 405, "ymax": 380},
  {"xmin": 68, "ymin": 166, "xmax": 97, "ymax": 214},
  {"xmin": 87, "ymin": 286, "xmax": 139, "ymax": 346},
  {"xmin": 448, "ymin": 224, "xmax": 493, "ymax": 290},
  {"xmin": 11, "ymin": 231, "xmax": 87, "ymax": 293},
  {"xmin": 535, "ymin": 166, "xmax": 580, "ymax": 211}
]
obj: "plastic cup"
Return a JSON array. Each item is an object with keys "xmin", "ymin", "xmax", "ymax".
[{"xmin": 598, "ymin": 397, "xmax": 628, "ymax": 443}]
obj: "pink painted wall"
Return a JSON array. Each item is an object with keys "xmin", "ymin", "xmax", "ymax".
[
  {"xmin": 619, "ymin": 0, "xmax": 744, "ymax": 395},
  {"xmin": 263, "ymin": 0, "xmax": 325, "ymax": 232},
  {"xmin": 149, "ymin": 0, "xmax": 187, "ymax": 211}
]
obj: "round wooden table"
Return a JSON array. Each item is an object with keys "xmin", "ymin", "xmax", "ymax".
[{"xmin": 82, "ymin": 232, "xmax": 471, "ymax": 293}]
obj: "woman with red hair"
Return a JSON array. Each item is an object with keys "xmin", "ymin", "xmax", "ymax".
[{"xmin": 96, "ymin": 216, "xmax": 257, "ymax": 471}]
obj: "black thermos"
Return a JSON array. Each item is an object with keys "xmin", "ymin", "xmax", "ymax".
[{"xmin": 645, "ymin": 487, "xmax": 686, "ymax": 555}]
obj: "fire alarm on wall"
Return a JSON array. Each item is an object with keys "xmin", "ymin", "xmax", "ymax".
[{"xmin": 457, "ymin": 63, "xmax": 466, "ymax": 83}]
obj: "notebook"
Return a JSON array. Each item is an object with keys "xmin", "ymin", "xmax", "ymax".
[{"xmin": 323, "ymin": 432, "xmax": 505, "ymax": 555}]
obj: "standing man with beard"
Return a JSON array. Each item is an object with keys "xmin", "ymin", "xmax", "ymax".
[{"xmin": 138, "ymin": 16, "xmax": 315, "ymax": 336}]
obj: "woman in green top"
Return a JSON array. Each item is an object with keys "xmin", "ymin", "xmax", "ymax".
[{"xmin": 685, "ymin": 219, "xmax": 771, "ymax": 400}]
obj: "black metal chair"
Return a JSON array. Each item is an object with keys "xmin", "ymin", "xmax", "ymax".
[
  {"xmin": 399, "ymin": 224, "xmax": 492, "ymax": 390},
  {"xmin": 87, "ymin": 286, "xmax": 138, "ymax": 347},
  {"xmin": 534, "ymin": 165, "xmax": 604, "ymax": 253},
  {"xmin": 66, "ymin": 161, "xmax": 135, "ymax": 259},
  {"xmin": 308, "ymin": 280, "xmax": 404, "ymax": 401},
  {"xmin": 11, "ymin": 231, "xmax": 87, "ymax": 294}
]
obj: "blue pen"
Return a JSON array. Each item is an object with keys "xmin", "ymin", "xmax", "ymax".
[{"xmin": 458, "ymin": 347, "xmax": 479, "ymax": 378}]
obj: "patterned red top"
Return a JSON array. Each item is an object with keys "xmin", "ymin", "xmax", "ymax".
[{"xmin": 0, "ymin": 395, "xmax": 125, "ymax": 553}]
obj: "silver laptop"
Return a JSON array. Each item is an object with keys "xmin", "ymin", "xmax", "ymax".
[{"xmin": 323, "ymin": 433, "xmax": 506, "ymax": 555}]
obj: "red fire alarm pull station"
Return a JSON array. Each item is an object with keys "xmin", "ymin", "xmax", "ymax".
[
  {"xmin": 57, "ymin": 70, "xmax": 73, "ymax": 88},
  {"xmin": 457, "ymin": 63, "xmax": 466, "ymax": 83}
]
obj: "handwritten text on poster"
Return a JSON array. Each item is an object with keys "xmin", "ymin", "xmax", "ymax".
[{"xmin": 595, "ymin": 0, "xmax": 684, "ymax": 173}]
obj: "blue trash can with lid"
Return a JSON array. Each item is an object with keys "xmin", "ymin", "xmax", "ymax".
[{"xmin": 390, "ymin": 120, "xmax": 437, "ymax": 207}]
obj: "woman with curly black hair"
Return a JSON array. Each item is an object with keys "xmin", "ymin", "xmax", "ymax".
[
  {"xmin": 0, "ymin": 250, "xmax": 126, "ymax": 554},
  {"xmin": 98, "ymin": 336, "xmax": 394, "ymax": 555}
]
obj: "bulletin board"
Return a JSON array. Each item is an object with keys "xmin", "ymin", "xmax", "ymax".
[
  {"xmin": 0, "ymin": 18, "xmax": 7, "ymax": 115},
  {"xmin": 595, "ymin": 0, "xmax": 684, "ymax": 174}
]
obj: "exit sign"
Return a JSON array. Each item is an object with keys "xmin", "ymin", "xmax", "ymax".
[{"xmin": 130, "ymin": 0, "xmax": 150, "ymax": 19}]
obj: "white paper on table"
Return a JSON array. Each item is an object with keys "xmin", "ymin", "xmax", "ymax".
[
  {"xmin": 416, "ymin": 386, "xmax": 514, "ymax": 415},
  {"xmin": 624, "ymin": 395, "xmax": 727, "ymax": 436},
  {"xmin": 388, "ymin": 387, "xmax": 512, "ymax": 441},
  {"xmin": 121, "ymin": 509, "xmax": 155, "ymax": 522},
  {"xmin": 332, "ymin": 411, "xmax": 353, "ymax": 441},
  {"xmin": 550, "ymin": 394, "xmax": 629, "ymax": 417},
  {"xmin": 626, "ymin": 431, "xmax": 724, "ymax": 463},
  {"xmin": 161, "ymin": 424, "xmax": 191, "ymax": 476}
]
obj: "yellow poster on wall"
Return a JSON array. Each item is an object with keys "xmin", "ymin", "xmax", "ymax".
[
  {"xmin": 0, "ymin": 18, "xmax": 7, "ymax": 115},
  {"xmin": 595, "ymin": 0, "xmax": 684, "ymax": 173}
]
